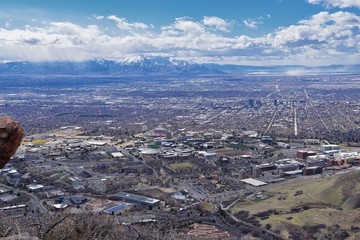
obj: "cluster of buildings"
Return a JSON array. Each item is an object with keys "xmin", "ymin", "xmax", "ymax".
[
  {"xmin": 0, "ymin": 123, "xmax": 360, "ymax": 228},
  {"xmin": 251, "ymin": 144, "xmax": 358, "ymax": 181}
]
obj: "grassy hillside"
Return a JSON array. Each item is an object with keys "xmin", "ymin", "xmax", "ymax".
[{"xmin": 230, "ymin": 171, "xmax": 360, "ymax": 239}]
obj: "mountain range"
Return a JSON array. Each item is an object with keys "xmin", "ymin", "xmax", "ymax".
[
  {"xmin": 0, "ymin": 57, "xmax": 222, "ymax": 75},
  {"xmin": 0, "ymin": 57, "xmax": 359, "ymax": 75}
]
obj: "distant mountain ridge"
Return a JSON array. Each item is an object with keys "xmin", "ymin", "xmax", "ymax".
[
  {"xmin": 0, "ymin": 57, "xmax": 223, "ymax": 75},
  {"xmin": 0, "ymin": 57, "xmax": 359, "ymax": 75},
  {"xmin": 205, "ymin": 63, "xmax": 360, "ymax": 74}
]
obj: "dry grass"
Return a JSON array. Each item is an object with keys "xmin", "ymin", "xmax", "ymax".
[
  {"xmin": 170, "ymin": 162, "xmax": 197, "ymax": 170},
  {"xmin": 231, "ymin": 175, "xmax": 346, "ymax": 215},
  {"xmin": 32, "ymin": 139, "xmax": 49, "ymax": 145},
  {"xmin": 216, "ymin": 149, "xmax": 248, "ymax": 157},
  {"xmin": 262, "ymin": 208, "xmax": 360, "ymax": 230},
  {"xmin": 230, "ymin": 171, "xmax": 360, "ymax": 239}
]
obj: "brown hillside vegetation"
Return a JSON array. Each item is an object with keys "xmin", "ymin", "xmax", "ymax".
[
  {"xmin": 231, "ymin": 171, "xmax": 360, "ymax": 239},
  {"xmin": 0, "ymin": 212, "xmax": 183, "ymax": 240}
]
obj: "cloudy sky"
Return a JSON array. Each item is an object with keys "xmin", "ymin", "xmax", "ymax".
[{"xmin": 1, "ymin": 0, "xmax": 360, "ymax": 66}]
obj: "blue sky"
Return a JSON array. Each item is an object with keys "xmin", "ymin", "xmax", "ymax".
[
  {"xmin": 0, "ymin": 0, "xmax": 326, "ymax": 36},
  {"xmin": 1, "ymin": 0, "xmax": 360, "ymax": 66}
]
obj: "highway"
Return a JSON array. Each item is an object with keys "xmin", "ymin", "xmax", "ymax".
[
  {"xmin": 205, "ymin": 110, "xmax": 227, "ymax": 123},
  {"xmin": 264, "ymin": 109, "xmax": 277, "ymax": 134},
  {"xmin": 314, "ymin": 105, "xmax": 329, "ymax": 131},
  {"xmin": 293, "ymin": 101, "xmax": 298, "ymax": 136},
  {"xmin": 304, "ymin": 89, "xmax": 311, "ymax": 107},
  {"xmin": 304, "ymin": 88, "xmax": 329, "ymax": 131},
  {"xmin": 320, "ymin": 97, "xmax": 346, "ymax": 131},
  {"xmin": 336, "ymin": 108, "xmax": 360, "ymax": 129}
]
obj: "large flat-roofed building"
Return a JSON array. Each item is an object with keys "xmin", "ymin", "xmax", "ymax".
[
  {"xmin": 110, "ymin": 192, "xmax": 160, "ymax": 207},
  {"xmin": 111, "ymin": 152, "xmax": 125, "ymax": 158},
  {"xmin": 103, "ymin": 202, "xmax": 133, "ymax": 215},
  {"xmin": 26, "ymin": 184, "xmax": 44, "ymax": 192},
  {"xmin": 303, "ymin": 166, "xmax": 323, "ymax": 175},
  {"xmin": 87, "ymin": 141, "xmax": 107, "ymax": 146},
  {"xmin": 322, "ymin": 144, "xmax": 340, "ymax": 151},
  {"xmin": 296, "ymin": 150, "xmax": 316, "ymax": 159},
  {"xmin": 241, "ymin": 178, "xmax": 267, "ymax": 187}
]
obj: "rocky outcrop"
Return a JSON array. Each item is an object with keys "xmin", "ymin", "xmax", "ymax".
[{"xmin": 0, "ymin": 116, "xmax": 24, "ymax": 168}]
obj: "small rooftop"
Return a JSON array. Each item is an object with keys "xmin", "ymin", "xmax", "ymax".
[
  {"xmin": 241, "ymin": 178, "xmax": 267, "ymax": 187},
  {"xmin": 110, "ymin": 192, "xmax": 160, "ymax": 206},
  {"xmin": 103, "ymin": 202, "xmax": 133, "ymax": 214}
]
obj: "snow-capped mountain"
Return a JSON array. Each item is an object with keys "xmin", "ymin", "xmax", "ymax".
[{"xmin": 0, "ymin": 57, "xmax": 223, "ymax": 75}]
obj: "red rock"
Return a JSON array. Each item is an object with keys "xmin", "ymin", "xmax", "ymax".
[{"xmin": 0, "ymin": 116, "xmax": 24, "ymax": 168}]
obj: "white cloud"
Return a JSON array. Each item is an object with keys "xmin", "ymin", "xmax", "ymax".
[
  {"xmin": 243, "ymin": 19, "xmax": 262, "ymax": 29},
  {"xmin": 268, "ymin": 11, "xmax": 360, "ymax": 65},
  {"xmin": 93, "ymin": 15, "xmax": 104, "ymax": 20},
  {"xmin": 0, "ymin": 12, "xmax": 360, "ymax": 66},
  {"xmin": 273, "ymin": 11, "xmax": 360, "ymax": 45},
  {"xmin": 173, "ymin": 17, "xmax": 205, "ymax": 35},
  {"xmin": 107, "ymin": 15, "xmax": 149, "ymax": 30},
  {"xmin": 307, "ymin": 0, "xmax": 360, "ymax": 8},
  {"xmin": 202, "ymin": 16, "xmax": 230, "ymax": 32},
  {"xmin": 4, "ymin": 20, "xmax": 11, "ymax": 28}
]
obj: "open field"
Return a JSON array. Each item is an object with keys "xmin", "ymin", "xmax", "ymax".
[
  {"xmin": 169, "ymin": 162, "xmax": 197, "ymax": 170},
  {"xmin": 216, "ymin": 149, "xmax": 250, "ymax": 157},
  {"xmin": 230, "ymin": 171, "xmax": 360, "ymax": 239},
  {"xmin": 32, "ymin": 139, "xmax": 49, "ymax": 145},
  {"xmin": 231, "ymin": 176, "xmax": 339, "ymax": 214}
]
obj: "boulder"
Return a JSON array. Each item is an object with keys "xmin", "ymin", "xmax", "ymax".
[{"xmin": 0, "ymin": 116, "xmax": 24, "ymax": 168}]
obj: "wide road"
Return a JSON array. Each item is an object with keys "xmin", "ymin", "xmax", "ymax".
[
  {"xmin": 293, "ymin": 101, "xmax": 298, "ymax": 136},
  {"xmin": 264, "ymin": 109, "xmax": 277, "ymax": 134}
]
